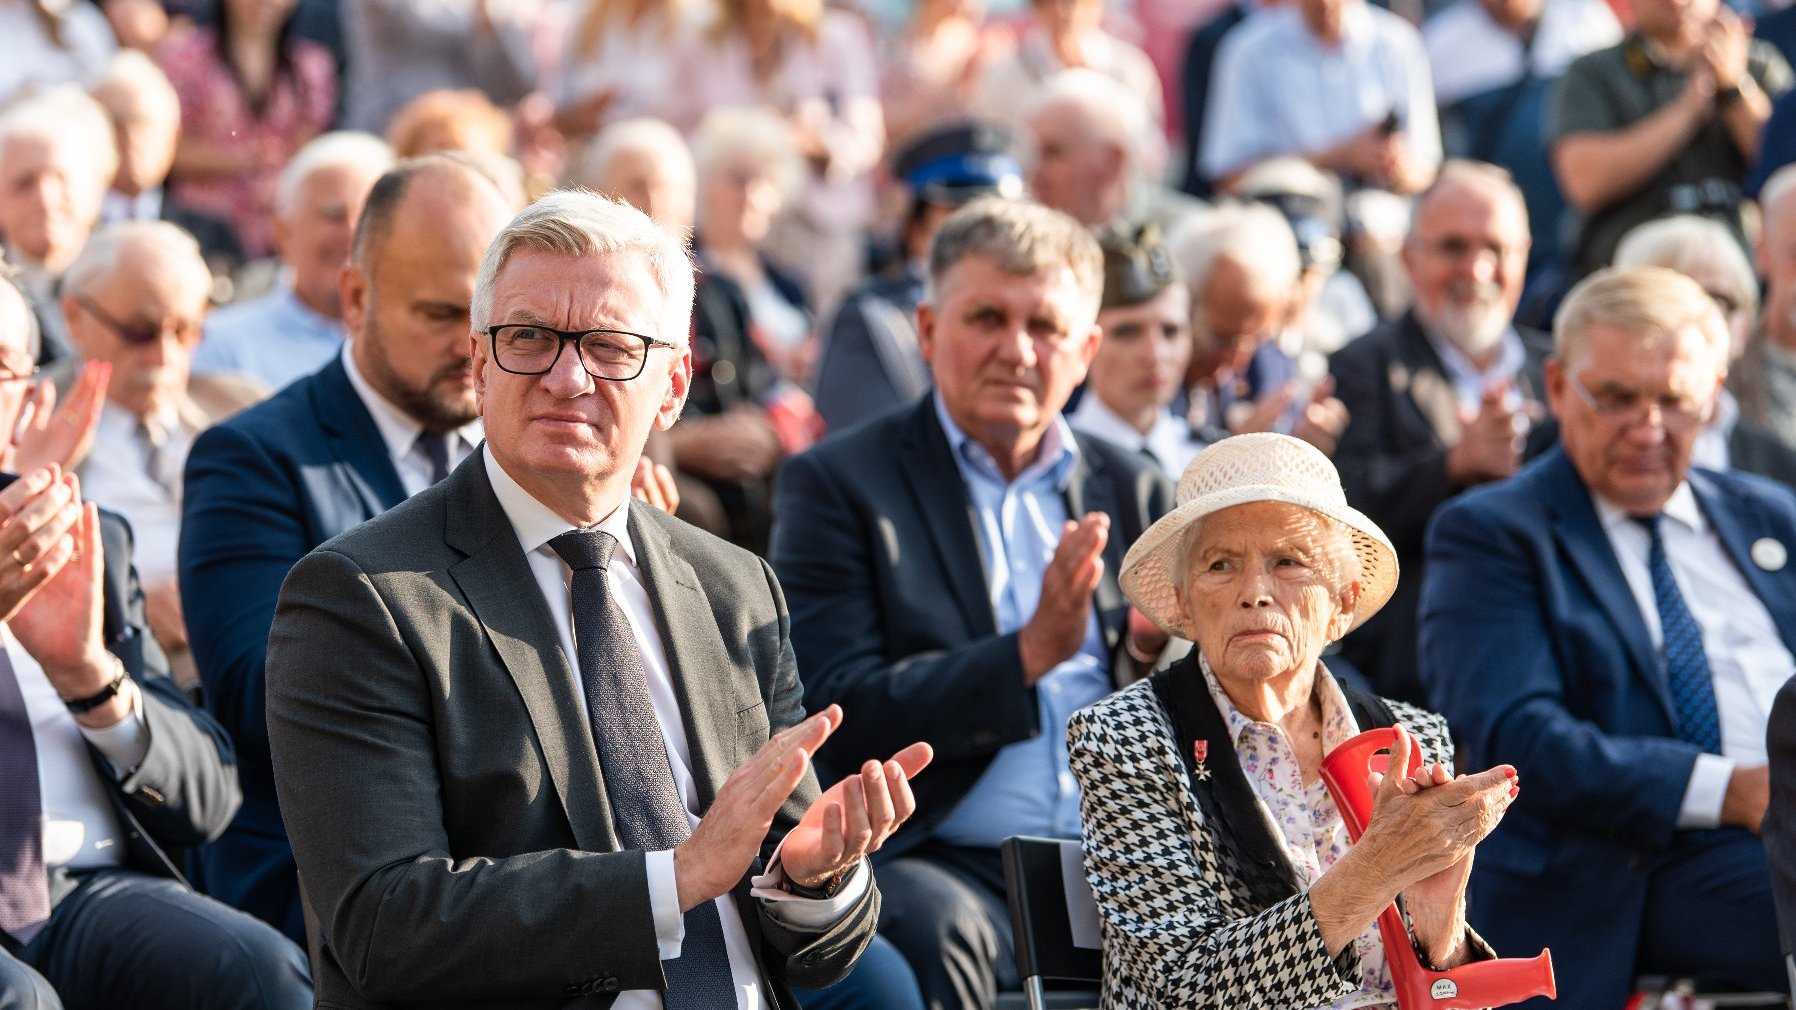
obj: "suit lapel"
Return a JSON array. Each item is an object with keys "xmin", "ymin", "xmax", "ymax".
[
  {"xmin": 1691, "ymin": 471, "xmax": 1796, "ymax": 652},
  {"xmin": 629, "ymin": 503, "xmax": 742, "ymax": 808},
  {"xmin": 311, "ymin": 358, "xmax": 408, "ymax": 515},
  {"xmin": 443, "ymin": 460, "xmax": 616, "ymax": 852},
  {"xmin": 1149, "ymin": 659, "xmax": 1303, "ymax": 907},
  {"xmin": 898, "ymin": 402, "xmax": 999, "ymax": 637},
  {"xmin": 1394, "ymin": 313, "xmax": 1464, "ymax": 448},
  {"xmin": 1065, "ymin": 438, "xmax": 1126, "ymax": 661},
  {"xmin": 1542, "ymin": 451, "xmax": 1676, "ymax": 724}
]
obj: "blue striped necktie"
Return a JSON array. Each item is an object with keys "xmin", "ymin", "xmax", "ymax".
[{"xmin": 1636, "ymin": 514, "xmax": 1724, "ymax": 753}]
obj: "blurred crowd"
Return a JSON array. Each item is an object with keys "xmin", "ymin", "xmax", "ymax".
[{"xmin": 3, "ymin": 0, "xmax": 1796, "ymax": 1002}]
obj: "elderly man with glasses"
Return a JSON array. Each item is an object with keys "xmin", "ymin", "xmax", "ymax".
[
  {"xmin": 53, "ymin": 222, "xmax": 264, "ymax": 686},
  {"xmin": 1419, "ymin": 265, "xmax": 1794, "ymax": 1007}
]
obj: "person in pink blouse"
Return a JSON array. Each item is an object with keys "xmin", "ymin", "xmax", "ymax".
[{"xmin": 158, "ymin": 0, "xmax": 335, "ymax": 260}]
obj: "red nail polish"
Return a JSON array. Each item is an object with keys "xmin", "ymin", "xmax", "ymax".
[{"xmin": 1508, "ymin": 784, "xmax": 1519, "ymax": 800}]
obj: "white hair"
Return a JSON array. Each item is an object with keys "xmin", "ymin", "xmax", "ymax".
[
  {"xmin": 571, "ymin": 117, "xmax": 694, "ymax": 193},
  {"xmin": 91, "ymin": 50, "xmax": 180, "ymax": 125},
  {"xmin": 471, "ymin": 189, "xmax": 695, "ymax": 345},
  {"xmin": 1613, "ymin": 214, "xmax": 1758, "ymax": 321},
  {"xmin": 1025, "ymin": 68, "xmax": 1152, "ymax": 172},
  {"xmin": 0, "ymin": 85, "xmax": 118, "ymax": 197},
  {"xmin": 687, "ymin": 105, "xmax": 804, "ymax": 201},
  {"xmin": 61, "ymin": 220, "xmax": 210, "ymax": 302},
  {"xmin": 274, "ymin": 131, "xmax": 395, "ymax": 219},
  {"xmin": 1170, "ymin": 201, "xmax": 1302, "ymax": 296},
  {"xmin": 1760, "ymin": 163, "xmax": 1796, "ymax": 231}
]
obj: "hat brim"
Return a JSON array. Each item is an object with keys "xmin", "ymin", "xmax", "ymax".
[{"xmin": 1119, "ymin": 485, "xmax": 1399, "ymax": 641}]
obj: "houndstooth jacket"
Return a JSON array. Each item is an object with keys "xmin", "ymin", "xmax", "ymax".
[{"xmin": 1065, "ymin": 666, "xmax": 1458, "ymax": 1010}]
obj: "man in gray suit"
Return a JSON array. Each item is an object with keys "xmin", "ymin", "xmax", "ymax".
[{"xmin": 265, "ymin": 191, "xmax": 929, "ymax": 1010}]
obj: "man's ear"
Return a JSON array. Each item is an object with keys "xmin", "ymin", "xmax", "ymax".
[
  {"xmin": 1543, "ymin": 356, "xmax": 1566, "ymax": 422},
  {"xmin": 470, "ymin": 330, "xmax": 489, "ymax": 408},
  {"xmin": 60, "ymin": 295, "xmax": 90, "ymax": 357},
  {"xmin": 917, "ymin": 302, "xmax": 937, "ymax": 366},
  {"xmin": 655, "ymin": 343, "xmax": 692, "ymax": 431},
  {"xmin": 340, "ymin": 262, "xmax": 368, "ymax": 339}
]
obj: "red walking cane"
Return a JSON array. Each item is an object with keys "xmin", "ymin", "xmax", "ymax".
[{"xmin": 1319, "ymin": 728, "xmax": 1557, "ymax": 1009}]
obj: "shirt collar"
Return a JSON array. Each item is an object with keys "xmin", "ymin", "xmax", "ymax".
[
  {"xmin": 482, "ymin": 443, "xmax": 638, "ymax": 568},
  {"xmin": 339, "ymin": 342, "xmax": 483, "ymax": 462},
  {"xmin": 1591, "ymin": 480, "xmax": 1705, "ymax": 538},
  {"xmin": 1198, "ymin": 652, "xmax": 1362, "ymax": 751},
  {"xmin": 1420, "ymin": 322, "xmax": 1526, "ymax": 392},
  {"xmin": 933, "ymin": 390, "xmax": 1080, "ymax": 491},
  {"xmin": 1069, "ymin": 394, "xmax": 1191, "ymax": 466}
]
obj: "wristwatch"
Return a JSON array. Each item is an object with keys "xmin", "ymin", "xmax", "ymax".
[
  {"xmin": 784, "ymin": 868, "xmax": 848, "ymax": 900},
  {"xmin": 62, "ymin": 656, "xmax": 129, "ymax": 714}
]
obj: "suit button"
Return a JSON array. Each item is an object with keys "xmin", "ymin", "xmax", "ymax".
[
  {"xmin": 137, "ymin": 786, "xmax": 166, "ymax": 806},
  {"xmin": 564, "ymin": 984, "xmax": 581, "ymax": 997},
  {"xmin": 599, "ymin": 977, "xmax": 620, "ymax": 992}
]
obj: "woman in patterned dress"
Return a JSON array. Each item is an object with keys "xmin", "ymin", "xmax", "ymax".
[{"xmin": 1066, "ymin": 432, "xmax": 1519, "ymax": 1008}]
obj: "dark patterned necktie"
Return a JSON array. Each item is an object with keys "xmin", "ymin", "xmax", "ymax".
[
  {"xmin": 0, "ymin": 647, "xmax": 50, "ymax": 943},
  {"xmin": 415, "ymin": 432, "xmax": 451, "ymax": 485},
  {"xmin": 548, "ymin": 530, "xmax": 737, "ymax": 1008},
  {"xmin": 1637, "ymin": 515, "xmax": 1724, "ymax": 753}
]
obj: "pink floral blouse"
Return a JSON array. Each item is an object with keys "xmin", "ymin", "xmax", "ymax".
[{"xmin": 160, "ymin": 27, "xmax": 337, "ymax": 258}]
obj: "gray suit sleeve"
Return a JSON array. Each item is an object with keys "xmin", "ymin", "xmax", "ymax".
[{"xmin": 267, "ymin": 547, "xmax": 665, "ymax": 1002}]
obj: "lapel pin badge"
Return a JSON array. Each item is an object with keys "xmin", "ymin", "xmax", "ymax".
[
  {"xmin": 1751, "ymin": 537, "xmax": 1788, "ymax": 572},
  {"xmin": 1193, "ymin": 739, "xmax": 1211, "ymax": 781}
]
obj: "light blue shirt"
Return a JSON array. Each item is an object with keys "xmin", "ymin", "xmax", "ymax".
[
  {"xmin": 929, "ymin": 395, "xmax": 1113, "ymax": 848},
  {"xmin": 1201, "ymin": 2, "xmax": 1441, "ymax": 181},
  {"xmin": 194, "ymin": 281, "xmax": 346, "ymax": 391}
]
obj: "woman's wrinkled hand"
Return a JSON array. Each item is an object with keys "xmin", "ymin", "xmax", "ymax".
[{"xmin": 1356, "ymin": 726, "xmax": 1515, "ymax": 892}]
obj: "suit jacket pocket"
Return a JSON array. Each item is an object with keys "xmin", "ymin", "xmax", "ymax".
[{"xmin": 735, "ymin": 702, "xmax": 769, "ymax": 765}]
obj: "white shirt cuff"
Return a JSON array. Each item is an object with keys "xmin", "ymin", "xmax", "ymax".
[
  {"xmin": 1676, "ymin": 753, "xmax": 1734, "ymax": 829},
  {"xmin": 77, "ymin": 688, "xmax": 150, "ymax": 775},
  {"xmin": 749, "ymin": 842, "xmax": 869, "ymax": 932},
  {"xmin": 645, "ymin": 848, "xmax": 684, "ymax": 959}
]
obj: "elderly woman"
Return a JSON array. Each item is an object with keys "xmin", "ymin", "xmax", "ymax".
[{"xmin": 1067, "ymin": 432, "xmax": 1519, "ymax": 1008}]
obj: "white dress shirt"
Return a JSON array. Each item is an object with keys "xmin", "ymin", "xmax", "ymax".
[
  {"xmin": 1068, "ymin": 395, "xmax": 1205, "ymax": 481},
  {"xmin": 6, "ymin": 625, "xmax": 148, "ymax": 871},
  {"xmin": 482, "ymin": 447, "xmax": 866, "ymax": 1009},
  {"xmin": 1424, "ymin": 0, "xmax": 1621, "ymax": 105},
  {"xmin": 102, "ymin": 188, "xmax": 165, "ymax": 226},
  {"xmin": 1591, "ymin": 483, "xmax": 1795, "ymax": 827},
  {"xmin": 340, "ymin": 345, "xmax": 483, "ymax": 496},
  {"xmin": 1202, "ymin": 2, "xmax": 1441, "ymax": 181},
  {"xmin": 78, "ymin": 403, "xmax": 191, "ymax": 586}
]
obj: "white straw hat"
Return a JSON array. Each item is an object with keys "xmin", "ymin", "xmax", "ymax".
[{"xmin": 1119, "ymin": 432, "xmax": 1398, "ymax": 639}]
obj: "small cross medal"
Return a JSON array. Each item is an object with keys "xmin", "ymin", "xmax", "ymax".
[{"xmin": 1193, "ymin": 740, "xmax": 1211, "ymax": 781}]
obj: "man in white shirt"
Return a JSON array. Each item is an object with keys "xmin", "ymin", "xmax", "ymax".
[
  {"xmin": 58, "ymin": 222, "xmax": 264, "ymax": 683},
  {"xmin": 1420, "ymin": 266, "xmax": 1791, "ymax": 1006},
  {"xmin": 177, "ymin": 153, "xmax": 505, "ymax": 944},
  {"xmin": 193, "ymin": 132, "xmax": 393, "ymax": 392},
  {"xmin": 263, "ymin": 189, "xmax": 930, "ymax": 1008},
  {"xmin": 0, "ymin": 271, "xmax": 309, "ymax": 1010},
  {"xmin": 1201, "ymin": 0, "xmax": 1442, "ymax": 194}
]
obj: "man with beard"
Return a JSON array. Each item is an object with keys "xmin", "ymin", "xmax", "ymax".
[
  {"xmin": 176, "ymin": 154, "xmax": 513, "ymax": 943},
  {"xmin": 1329, "ymin": 160, "xmax": 1548, "ymax": 702}
]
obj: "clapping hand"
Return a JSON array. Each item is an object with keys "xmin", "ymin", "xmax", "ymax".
[
  {"xmin": 8, "ymin": 362, "xmax": 108, "ymax": 474},
  {"xmin": 0, "ymin": 466, "xmax": 82, "ymax": 623},
  {"xmin": 781, "ymin": 733, "xmax": 934, "ymax": 891}
]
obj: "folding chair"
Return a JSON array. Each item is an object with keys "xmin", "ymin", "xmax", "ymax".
[{"xmin": 997, "ymin": 836, "xmax": 1102, "ymax": 1010}]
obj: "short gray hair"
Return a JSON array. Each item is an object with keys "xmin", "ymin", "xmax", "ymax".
[
  {"xmin": 471, "ymin": 189, "xmax": 696, "ymax": 345},
  {"xmin": 925, "ymin": 197, "xmax": 1104, "ymax": 308},
  {"xmin": 1407, "ymin": 159, "xmax": 1529, "ymax": 246},
  {"xmin": 1025, "ymin": 68, "xmax": 1151, "ymax": 172},
  {"xmin": 1554, "ymin": 265, "xmax": 1730, "ymax": 370},
  {"xmin": 0, "ymin": 86, "xmax": 117, "ymax": 199},
  {"xmin": 573, "ymin": 117, "xmax": 694, "ymax": 194},
  {"xmin": 1613, "ymin": 214, "xmax": 1758, "ymax": 322},
  {"xmin": 62, "ymin": 220, "xmax": 210, "ymax": 302},
  {"xmin": 688, "ymin": 105, "xmax": 804, "ymax": 201},
  {"xmin": 1170, "ymin": 202, "xmax": 1301, "ymax": 296},
  {"xmin": 274, "ymin": 131, "xmax": 395, "ymax": 219}
]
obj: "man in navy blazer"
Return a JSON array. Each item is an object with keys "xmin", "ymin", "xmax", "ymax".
[
  {"xmin": 1420, "ymin": 266, "xmax": 1790, "ymax": 1007},
  {"xmin": 177, "ymin": 155, "xmax": 513, "ymax": 942}
]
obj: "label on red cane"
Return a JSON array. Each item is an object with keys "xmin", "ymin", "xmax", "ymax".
[{"xmin": 1431, "ymin": 979, "xmax": 1458, "ymax": 1000}]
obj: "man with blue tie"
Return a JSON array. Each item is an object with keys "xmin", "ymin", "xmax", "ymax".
[
  {"xmin": 176, "ymin": 153, "xmax": 512, "ymax": 942},
  {"xmin": 1419, "ymin": 265, "xmax": 1790, "ymax": 1007}
]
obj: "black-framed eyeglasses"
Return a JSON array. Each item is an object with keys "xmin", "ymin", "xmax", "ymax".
[
  {"xmin": 1567, "ymin": 371, "xmax": 1710, "ymax": 434},
  {"xmin": 75, "ymin": 295, "xmax": 201, "ymax": 347},
  {"xmin": 485, "ymin": 324, "xmax": 678, "ymax": 382}
]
